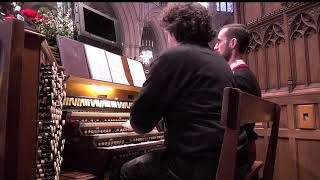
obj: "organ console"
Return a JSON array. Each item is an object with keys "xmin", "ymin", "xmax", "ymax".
[
  {"xmin": 0, "ymin": 20, "xmax": 66, "ymax": 180},
  {"xmin": 0, "ymin": 19, "xmax": 165, "ymax": 180},
  {"xmin": 56, "ymin": 36, "xmax": 165, "ymax": 179},
  {"xmin": 58, "ymin": 79, "xmax": 165, "ymax": 179},
  {"xmin": 37, "ymin": 63, "xmax": 67, "ymax": 180}
]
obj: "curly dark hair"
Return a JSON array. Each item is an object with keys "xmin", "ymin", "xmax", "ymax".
[{"xmin": 161, "ymin": 3, "xmax": 214, "ymax": 45}]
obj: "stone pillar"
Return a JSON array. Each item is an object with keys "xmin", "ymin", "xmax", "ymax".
[
  {"xmin": 123, "ymin": 44, "xmax": 140, "ymax": 59},
  {"xmin": 122, "ymin": 44, "xmax": 130, "ymax": 57}
]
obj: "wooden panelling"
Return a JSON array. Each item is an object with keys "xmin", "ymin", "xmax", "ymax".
[
  {"xmin": 235, "ymin": 2, "xmax": 320, "ymax": 179},
  {"xmin": 256, "ymin": 128, "xmax": 320, "ymax": 140},
  {"xmin": 289, "ymin": 11, "xmax": 318, "ymax": 86},
  {"xmin": 296, "ymin": 104, "xmax": 317, "ymax": 129},
  {"xmin": 18, "ymin": 30, "xmax": 44, "ymax": 180},
  {"xmin": 292, "ymin": 37, "xmax": 307, "ymax": 85},
  {"xmin": 0, "ymin": 20, "xmax": 13, "ymax": 180},
  {"xmin": 306, "ymin": 33, "xmax": 320, "ymax": 83},
  {"xmin": 1, "ymin": 20, "xmax": 25, "ymax": 180},
  {"xmin": 278, "ymin": 42, "xmax": 289, "ymax": 88},
  {"xmin": 257, "ymin": 49, "xmax": 267, "ymax": 91},
  {"xmin": 264, "ymin": 3, "xmax": 282, "ymax": 15},
  {"xmin": 316, "ymin": 103, "xmax": 320, "ymax": 129},
  {"xmin": 247, "ymin": 50, "xmax": 257, "ymax": 76},
  {"xmin": 245, "ymin": 3, "xmax": 262, "ymax": 23},
  {"xmin": 263, "ymin": 23, "xmax": 286, "ymax": 90},
  {"xmin": 266, "ymin": 45, "xmax": 277, "ymax": 89},
  {"xmin": 57, "ymin": 36, "xmax": 91, "ymax": 79},
  {"xmin": 273, "ymin": 138, "xmax": 293, "ymax": 180},
  {"xmin": 256, "ymin": 137, "xmax": 266, "ymax": 162},
  {"xmin": 0, "ymin": 20, "xmax": 45, "ymax": 180},
  {"xmin": 296, "ymin": 139, "xmax": 320, "ymax": 180},
  {"xmin": 263, "ymin": 90, "xmax": 320, "ymax": 105},
  {"xmin": 280, "ymin": 105, "xmax": 288, "ymax": 128}
]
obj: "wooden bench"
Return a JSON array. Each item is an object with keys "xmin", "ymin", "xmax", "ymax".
[
  {"xmin": 215, "ymin": 87, "xmax": 280, "ymax": 180},
  {"xmin": 245, "ymin": 161, "xmax": 263, "ymax": 180}
]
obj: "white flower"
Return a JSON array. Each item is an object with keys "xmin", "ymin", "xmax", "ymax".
[{"xmin": 36, "ymin": 7, "xmax": 74, "ymax": 44}]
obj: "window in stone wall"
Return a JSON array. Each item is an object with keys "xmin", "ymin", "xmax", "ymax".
[
  {"xmin": 216, "ymin": 2, "xmax": 233, "ymax": 13},
  {"xmin": 139, "ymin": 25, "xmax": 156, "ymax": 66}
]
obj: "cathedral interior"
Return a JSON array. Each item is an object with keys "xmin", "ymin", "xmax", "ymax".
[{"xmin": 1, "ymin": 2, "xmax": 320, "ymax": 180}]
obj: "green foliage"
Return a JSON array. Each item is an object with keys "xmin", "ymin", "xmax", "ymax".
[{"xmin": 37, "ymin": 7, "xmax": 74, "ymax": 46}]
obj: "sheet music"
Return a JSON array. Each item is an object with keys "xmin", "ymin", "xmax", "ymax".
[
  {"xmin": 104, "ymin": 51, "xmax": 129, "ymax": 85},
  {"xmin": 84, "ymin": 44, "xmax": 112, "ymax": 82},
  {"xmin": 127, "ymin": 58, "xmax": 146, "ymax": 87}
]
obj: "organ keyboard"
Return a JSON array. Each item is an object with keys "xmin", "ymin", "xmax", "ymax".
[{"xmin": 61, "ymin": 77, "xmax": 165, "ymax": 179}]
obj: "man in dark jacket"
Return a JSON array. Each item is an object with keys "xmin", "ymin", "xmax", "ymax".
[
  {"xmin": 111, "ymin": 3, "xmax": 248, "ymax": 180},
  {"xmin": 214, "ymin": 23, "xmax": 262, "ymax": 173}
]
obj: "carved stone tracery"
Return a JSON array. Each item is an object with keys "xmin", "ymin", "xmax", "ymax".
[
  {"xmin": 264, "ymin": 23, "xmax": 285, "ymax": 47},
  {"xmin": 247, "ymin": 31, "xmax": 263, "ymax": 52},
  {"xmin": 290, "ymin": 13, "xmax": 317, "ymax": 39}
]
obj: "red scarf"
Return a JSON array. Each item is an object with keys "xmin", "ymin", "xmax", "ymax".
[{"xmin": 230, "ymin": 59, "xmax": 249, "ymax": 71}]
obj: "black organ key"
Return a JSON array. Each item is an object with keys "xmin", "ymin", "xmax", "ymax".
[
  {"xmin": 38, "ymin": 152, "xmax": 54, "ymax": 161},
  {"xmin": 38, "ymin": 157, "xmax": 55, "ymax": 164},
  {"xmin": 38, "ymin": 171, "xmax": 56, "ymax": 178},
  {"xmin": 38, "ymin": 132, "xmax": 54, "ymax": 139},
  {"xmin": 41, "ymin": 114, "xmax": 60, "ymax": 121},
  {"xmin": 39, "ymin": 93, "xmax": 55, "ymax": 100},
  {"xmin": 40, "ymin": 79, "xmax": 56, "ymax": 86},
  {"xmin": 38, "ymin": 139, "xmax": 55, "ymax": 147},
  {"xmin": 36, "ymin": 161, "xmax": 57, "ymax": 169},
  {"xmin": 38, "ymin": 121, "xmax": 55, "ymax": 127},
  {"xmin": 40, "ymin": 71, "xmax": 57, "ymax": 75},
  {"xmin": 37, "ymin": 63, "xmax": 66, "ymax": 180},
  {"xmin": 40, "ymin": 63, "xmax": 55, "ymax": 68},
  {"xmin": 40, "ymin": 88, "xmax": 57, "ymax": 95},
  {"xmin": 40, "ymin": 63, "xmax": 56, "ymax": 69},
  {"xmin": 38, "ymin": 134, "xmax": 53, "ymax": 142},
  {"xmin": 40, "ymin": 75, "xmax": 57, "ymax": 81},
  {"xmin": 38, "ymin": 167, "xmax": 56, "ymax": 174}
]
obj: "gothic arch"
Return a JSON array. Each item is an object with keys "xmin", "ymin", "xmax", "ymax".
[
  {"xmin": 148, "ymin": 17, "xmax": 168, "ymax": 54},
  {"xmin": 109, "ymin": 3, "xmax": 140, "ymax": 58},
  {"xmin": 263, "ymin": 23, "xmax": 285, "ymax": 47},
  {"xmin": 141, "ymin": 4, "xmax": 168, "ymax": 55},
  {"xmin": 247, "ymin": 31, "xmax": 262, "ymax": 52},
  {"xmin": 290, "ymin": 13, "xmax": 317, "ymax": 39},
  {"xmin": 111, "ymin": 3, "xmax": 169, "ymax": 58},
  {"xmin": 22, "ymin": 2, "xmax": 168, "ymax": 58}
]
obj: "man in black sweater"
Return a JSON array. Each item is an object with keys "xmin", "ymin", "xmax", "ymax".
[
  {"xmin": 214, "ymin": 23, "xmax": 262, "ymax": 172},
  {"xmin": 110, "ymin": 3, "xmax": 248, "ymax": 180}
]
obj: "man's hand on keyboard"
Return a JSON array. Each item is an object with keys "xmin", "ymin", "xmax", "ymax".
[{"xmin": 123, "ymin": 120, "xmax": 133, "ymax": 131}]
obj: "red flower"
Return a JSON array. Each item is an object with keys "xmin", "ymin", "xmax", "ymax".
[
  {"xmin": 21, "ymin": 9, "xmax": 37, "ymax": 19},
  {"xmin": 44, "ymin": 19, "xmax": 49, "ymax": 23},
  {"xmin": 36, "ymin": 13, "xmax": 43, "ymax": 19},
  {"xmin": 4, "ymin": 15, "xmax": 16, "ymax": 20}
]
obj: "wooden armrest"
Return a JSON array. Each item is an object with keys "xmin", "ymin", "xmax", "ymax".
[
  {"xmin": 60, "ymin": 171, "xmax": 97, "ymax": 180},
  {"xmin": 244, "ymin": 161, "xmax": 263, "ymax": 180}
]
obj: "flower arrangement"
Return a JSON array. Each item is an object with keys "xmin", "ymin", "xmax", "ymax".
[
  {"xmin": 1, "ymin": 3, "xmax": 74, "ymax": 46},
  {"xmin": 36, "ymin": 7, "xmax": 74, "ymax": 46}
]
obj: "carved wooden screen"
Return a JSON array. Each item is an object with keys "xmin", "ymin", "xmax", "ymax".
[
  {"xmin": 289, "ymin": 13, "xmax": 320, "ymax": 86},
  {"xmin": 235, "ymin": 2, "xmax": 320, "ymax": 180}
]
